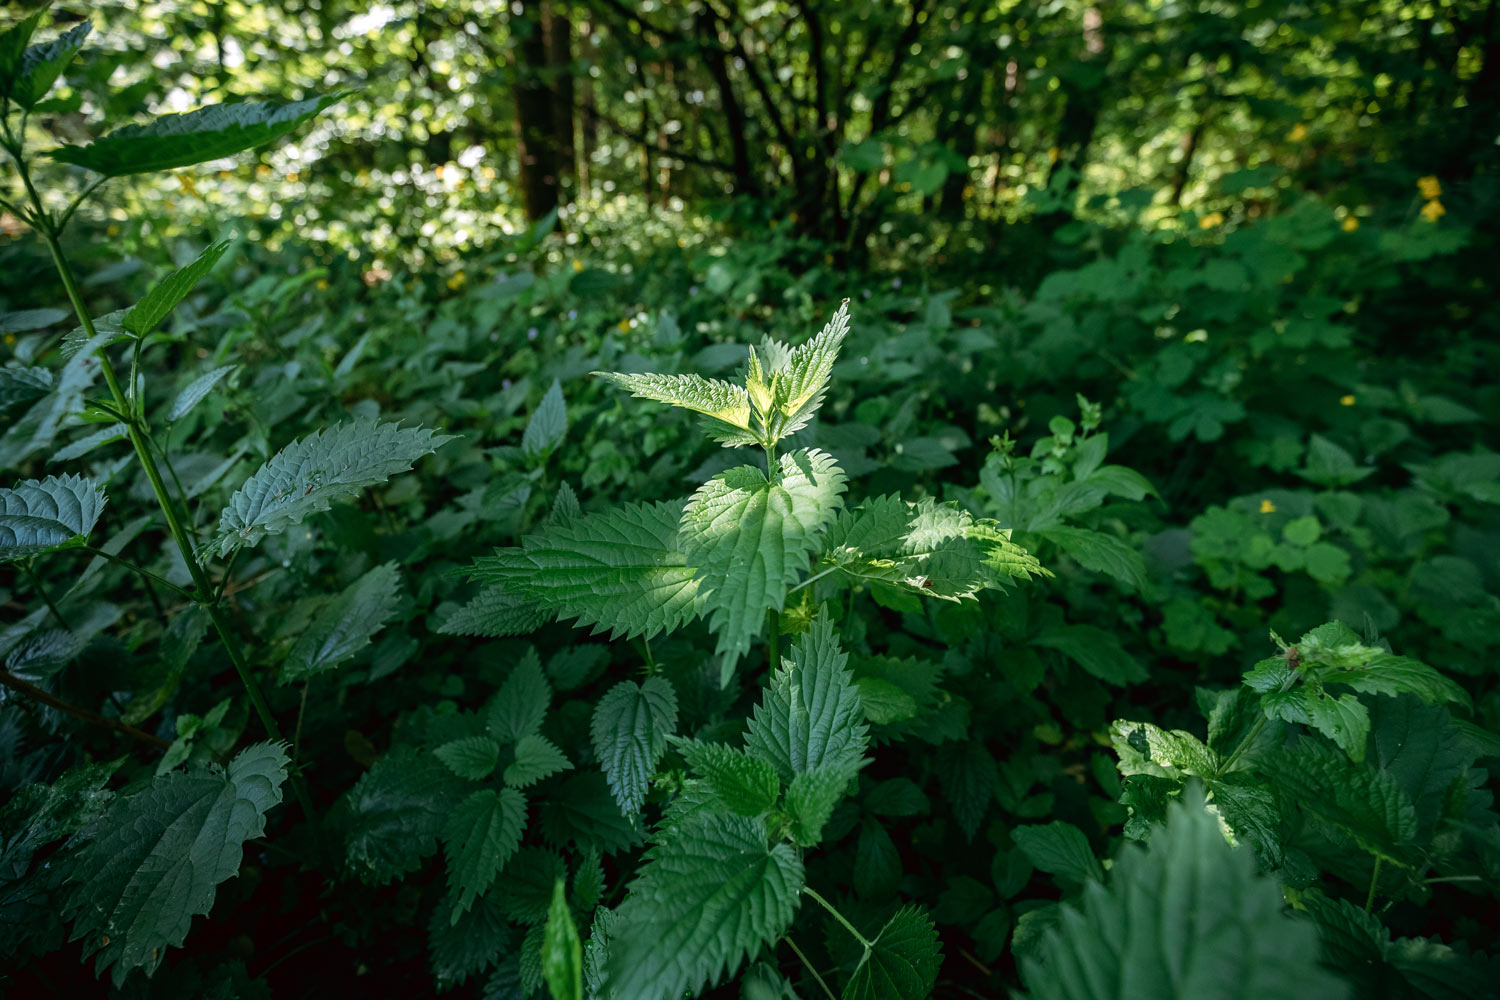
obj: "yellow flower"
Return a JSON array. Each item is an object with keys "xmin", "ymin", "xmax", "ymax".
[
  {"xmin": 572, "ymin": 260, "xmax": 583, "ymax": 272},
  {"xmin": 1341, "ymin": 216, "xmax": 1359, "ymax": 232},
  {"xmin": 1417, "ymin": 175, "xmax": 1442, "ymax": 200},
  {"xmin": 1420, "ymin": 199, "xmax": 1446, "ymax": 222},
  {"xmin": 1340, "ymin": 394, "xmax": 1356, "ymax": 406},
  {"xmin": 175, "ymin": 173, "xmax": 198, "ymax": 196},
  {"xmin": 3, "ymin": 333, "xmax": 15, "ymax": 347},
  {"xmin": 316, "ymin": 279, "xmax": 330, "ymax": 291},
  {"xmin": 617, "ymin": 319, "xmax": 630, "ymax": 333},
  {"xmin": 1199, "ymin": 211, "xmax": 1225, "ymax": 229},
  {"xmin": 1288, "ymin": 123, "xmax": 1307, "ymax": 142},
  {"xmin": 446, "ymin": 271, "xmax": 466, "ymax": 290},
  {"xmin": 286, "ymin": 171, "xmax": 300, "ymax": 183},
  {"xmin": 1259, "ymin": 499, "xmax": 1277, "ymax": 514},
  {"xmin": 106, "ymin": 224, "xmax": 120, "ymax": 236},
  {"xmin": 255, "ymin": 164, "xmax": 271, "ymax": 177},
  {"xmin": 1047, "ymin": 147, "xmax": 1059, "ymax": 164}
]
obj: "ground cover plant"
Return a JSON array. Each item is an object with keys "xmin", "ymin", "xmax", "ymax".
[{"xmin": 2, "ymin": 4, "xmax": 1498, "ymax": 999}]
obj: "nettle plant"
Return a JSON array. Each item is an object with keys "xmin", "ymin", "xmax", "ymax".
[
  {"xmin": 1, "ymin": 13, "xmax": 448, "ymax": 986},
  {"xmin": 411, "ymin": 300, "xmax": 1048, "ymax": 998}
]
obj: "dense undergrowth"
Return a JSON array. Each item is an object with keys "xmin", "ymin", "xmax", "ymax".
[{"xmin": 3, "ymin": 8, "xmax": 1500, "ymax": 1000}]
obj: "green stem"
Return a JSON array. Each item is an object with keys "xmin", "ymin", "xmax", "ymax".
[
  {"xmin": 802, "ymin": 886, "xmax": 870, "ymax": 949},
  {"xmin": 25, "ymin": 177, "xmax": 317, "ymax": 830},
  {"xmin": 788, "ymin": 564, "xmax": 838, "ymax": 595},
  {"xmin": 768, "ymin": 608, "xmax": 781, "ymax": 672},
  {"xmin": 784, "ymin": 936, "xmax": 837, "ymax": 1000},
  {"xmin": 1365, "ymin": 856, "xmax": 1384, "ymax": 912},
  {"xmin": 80, "ymin": 545, "xmax": 194, "ymax": 600},
  {"xmin": 22, "ymin": 561, "xmax": 70, "ymax": 629},
  {"xmin": 1219, "ymin": 716, "xmax": 1266, "ymax": 775}
]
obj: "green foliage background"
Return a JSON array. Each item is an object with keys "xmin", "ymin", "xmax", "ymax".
[{"xmin": 2, "ymin": 1, "xmax": 1498, "ymax": 998}]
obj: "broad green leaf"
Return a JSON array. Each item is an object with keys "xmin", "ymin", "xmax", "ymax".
[
  {"xmin": 854, "ymin": 677, "xmax": 918, "ymax": 724},
  {"xmin": 470, "ymin": 500, "xmax": 706, "ymax": 641},
  {"xmin": 591, "ymin": 676, "xmax": 678, "ymax": 817},
  {"xmin": 1039, "ymin": 527, "xmax": 1147, "ymax": 591},
  {"xmin": 442, "ymin": 787, "xmax": 528, "ymax": 916},
  {"xmin": 123, "ymin": 241, "xmax": 232, "ymax": 337},
  {"xmin": 542, "ymin": 880, "xmax": 584, "ymax": 1000},
  {"xmin": 488, "ymin": 651, "xmax": 551, "ymax": 744},
  {"xmin": 280, "ymin": 562, "xmax": 401, "ymax": 683},
  {"xmin": 1263, "ymin": 742, "xmax": 1417, "ymax": 862},
  {"xmin": 436, "ymin": 736, "xmax": 502, "ymax": 781},
  {"xmin": 1020, "ymin": 791, "xmax": 1347, "ymax": 1000},
  {"xmin": 167, "ymin": 364, "xmax": 237, "ymax": 422},
  {"xmin": 936, "ymin": 740, "xmax": 996, "ymax": 841},
  {"xmin": 498, "ymin": 847, "xmax": 568, "ymax": 924},
  {"xmin": 1319, "ymin": 652, "xmax": 1470, "ymax": 711},
  {"xmin": 523, "ymin": 379, "xmax": 567, "ymax": 459},
  {"xmin": 0, "ymin": 366, "xmax": 53, "ymax": 413},
  {"xmin": 605, "ymin": 812, "xmax": 804, "ymax": 1000},
  {"xmin": 677, "ymin": 740, "xmax": 780, "ymax": 815},
  {"xmin": 504, "ymin": 734, "xmax": 573, "ymax": 788},
  {"xmin": 784, "ymin": 764, "xmax": 848, "ymax": 847},
  {"xmin": 344, "ymin": 746, "xmax": 466, "ymax": 885},
  {"xmin": 49, "ymin": 93, "xmax": 349, "ymax": 175},
  {"xmin": 1368, "ymin": 697, "xmax": 1469, "ymax": 839},
  {"xmin": 679, "ymin": 448, "xmax": 847, "ymax": 663},
  {"xmin": 50, "ymin": 422, "xmax": 126, "ymax": 463},
  {"xmin": 61, "ymin": 742, "xmax": 288, "ymax": 988},
  {"xmin": 430, "ymin": 892, "xmax": 510, "ymax": 986},
  {"xmin": 211, "ymin": 418, "xmax": 454, "ymax": 555},
  {"xmin": 437, "ymin": 585, "xmax": 549, "ymax": 637},
  {"xmin": 9, "ymin": 20, "xmax": 89, "ymax": 109},
  {"xmin": 0, "ymin": 474, "xmax": 106, "ymax": 563},
  {"xmin": 1011, "ymin": 822, "xmax": 1103, "ymax": 886},
  {"xmin": 1303, "ymin": 687, "xmax": 1372, "ymax": 762},
  {"xmin": 1032, "ymin": 625, "xmax": 1146, "ymax": 685},
  {"xmin": 595, "ymin": 370, "xmax": 757, "ymax": 447},
  {"xmin": 1110, "ymin": 720, "xmax": 1221, "ymax": 778},
  {"xmin": 772, "ymin": 299, "xmax": 848, "ymax": 439},
  {"xmin": 843, "ymin": 906, "xmax": 942, "ymax": 1000},
  {"xmin": 744, "ymin": 614, "xmax": 868, "ymax": 784}
]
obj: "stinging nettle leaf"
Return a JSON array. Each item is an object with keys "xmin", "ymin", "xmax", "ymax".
[
  {"xmin": 167, "ymin": 364, "xmax": 237, "ymax": 422},
  {"xmin": 842, "ymin": 906, "xmax": 942, "ymax": 1000},
  {"xmin": 470, "ymin": 500, "xmax": 706, "ymax": 641},
  {"xmin": 489, "ymin": 650, "xmax": 551, "ymax": 744},
  {"xmin": 522, "ymin": 378, "xmax": 568, "ymax": 458},
  {"xmin": 9, "ymin": 20, "xmax": 90, "ymax": 109},
  {"xmin": 679, "ymin": 448, "xmax": 847, "ymax": 664},
  {"xmin": 0, "ymin": 474, "xmax": 107, "ymax": 563},
  {"xmin": 49, "ymin": 93, "xmax": 350, "ymax": 175},
  {"xmin": 595, "ymin": 370, "xmax": 757, "ymax": 447},
  {"xmin": 504, "ymin": 733, "xmax": 574, "ymax": 788},
  {"xmin": 61, "ymin": 742, "xmax": 289, "ymax": 988},
  {"xmin": 435, "ymin": 736, "xmax": 503, "ymax": 781},
  {"xmin": 542, "ymin": 880, "xmax": 584, "ymax": 1000},
  {"xmin": 280, "ymin": 562, "xmax": 402, "ymax": 683},
  {"xmin": 677, "ymin": 739, "xmax": 781, "ymax": 816},
  {"xmin": 0, "ymin": 13, "xmax": 45, "ymax": 98},
  {"xmin": 442, "ymin": 787, "xmax": 528, "ymax": 917},
  {"xmin": 591, "ymin": 676, "xmax": 678, "ymax": 817},
  {"xmin": 124, "ymin": 240, "xmax": 232, "ymax": 337},
  {"xmin": 771, "ymin": 298, "xmax": 848, "ymax": 439},
  {"xmin": 1011, "ymin": 821, "xmax": 1104, "ymax": 886},
  {"xmin": 211, "ymin": 418, "xmax": 455, "ymax": 555}
]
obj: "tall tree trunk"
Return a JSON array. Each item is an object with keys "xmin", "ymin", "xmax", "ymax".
[
  {"xmin": 512, "ymin": 0, "xmax": 559, "ymax": 221},
  {"xmin": 545, "ymin": 5, "xmax": 575, "ymax": 190},
  {"xmin": 577, "ymin": 17, "xmax": 596, "ymax": 197}
]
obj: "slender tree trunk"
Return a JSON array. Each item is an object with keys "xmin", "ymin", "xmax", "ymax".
[
  {"xmin": 545, "ymin": 5, "xmax": 575, "ymax": 190},
  {"xmin": 577, "ymin": 18, "xmax": 596, "ymax": 196},
  {"xmin": 512, "ymin": 0, "xmax": 559, "ymax": 221}
]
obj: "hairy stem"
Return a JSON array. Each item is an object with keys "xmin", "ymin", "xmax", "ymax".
[
  {"xmin": 784, "ymin": 936, "xmax": 837, "ymax": 1000},
  {"xmin": 0, "ymin": 667, "xmax": 170, "ymax": 749},
  {"xmin": 1365, "ymin": 856, "xmax": 1384, "ymax": 912},
  {"xmin": 802, "ymin": 886, "xmax": 870, "ymax": 949}
]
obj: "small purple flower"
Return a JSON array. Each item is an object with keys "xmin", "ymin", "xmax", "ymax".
[
  {"xmin": 502, "ymin": 378, "xmax": 512, "ymax": 388},
  {"xmin": 689, "ymin": 286, "xmax": 698, "ymax": 296},
  {"xmin": 891, "ymin": 277, "xmax": 902, "ymax": 288},
  {"xmin": 527, "ymin": 327, "xmax": 538, "ymax": 340},
  {"xmin": 567, "ymin": 309, "xmax": 578, "ymax": 320}
]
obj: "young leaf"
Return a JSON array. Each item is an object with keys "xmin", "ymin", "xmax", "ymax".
[
  {"xmin": 679, "ymin": 448, "xmax": 847, "ymax": 663},
  {"xmin": 543, "ymin": 880, "xmax": 584, "ymax": 1000},
  {"xmin": 771, "ymin": 299, "xmax": 848, "ymax": 439},
  {"xmin": 594, "ymin": 371, "xmax": 758, "ymax": 447},
  {"xmin": 0, "ymin": 12, "xmax": 44, "ymax": 96},
  {"xmin": 0, "ymin": 474, "xmax": 106, "ymax": 563},
  {"xmin": 61, "ymin": 742, "xmax": 288, "ymax": 988},
  {"xmin": 211, "ymin": 418, "xmax": 454, "ymax": 555},
  {"xmin": 842, "ymin": 906, "xmax": 942, "ymax": 1000},
  {"xmin": 436, "ymin": 585, "xmax": 549, "ymax": 638},
  {"xmin": 50, "ymin": 423, "xmax": 126, "ymax": 463},
  {"xmin": 1019, "ymin": 790, "xmax": 1348, "ymax": 1000},
  {"xmin": 123, "ymin": 240, "xmax": 232, "ymax": 337},
  {"xmin": 605, "ymin": 812, "xmax": 804, "ymax": 1000},
  {"xmin": 591, "ymin": 676, "xmax": 678, "ymax": 817},
  {"xmin": 744, "ymin": 614, "xmax": 869, "ymax": 785},
  {"xmin": 677, "ymin": 740, "xmax": 780, "ymax": 816},
  {"xmin": 504, "ymin": 734, "xmax": 574, "ymax": 788},
  {"xmin": 167, "ymin": 364, "xmax": 236, "ymax": 422},
  {"xmin": 1262, "ymin": 742, "xmax": 1417, "ymax": 863},
  {"xmin": 489, "ymin": 651, "xmax": 551, "ymax": 744},
  {"xmin": 49, "ymin": 93, "xmax": 350, "ymax": 175},
  {"xmin": 1011, "ymin": 822, "xmax": 1104, "ymax": 886},
  {"xmin": 1038, "ymin": 527, "xmax": 1147, "ymax": 591},
  {"xmin": 280, "ymin": 562, "xmax": 402, "ymax": 683},
  {"xmin": 523, "ymin": 379, "xmax": 568, "ymax": 459},
  {"xmin": 435, "ymin": 736, "xmax": 502, "ymax": 781},
  {"xmin": 442, "ymin": 787, "xmax": 528, "ymax": 917},
  {"xmin": 8, "ymin": 20, "xmax": 90, "ymax": 109},
  {"xmin": 784, "ymin": 764, "xmax": 848, "ymax": 847},
  {"xmin": 469, "ymin": 500, "xmax": 707, "ymax": 641}
]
